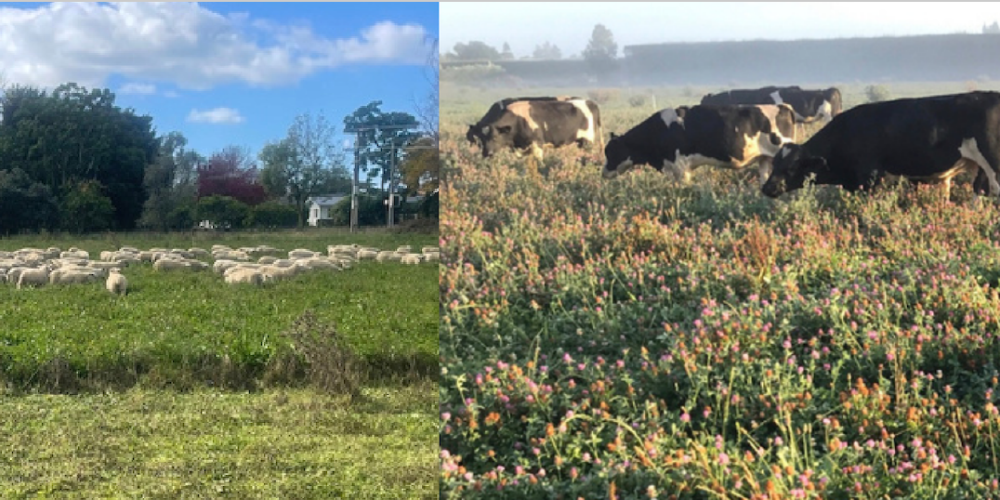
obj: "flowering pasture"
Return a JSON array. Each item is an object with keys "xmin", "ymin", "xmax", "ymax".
[{"xmin": 440, "ymin": 86, "xmax": 1000, "ymax": 499}]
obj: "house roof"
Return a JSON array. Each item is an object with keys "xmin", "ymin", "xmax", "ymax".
[{"xmin": 307, "ymin": 194, "xmax": 349, "ymax": 206}]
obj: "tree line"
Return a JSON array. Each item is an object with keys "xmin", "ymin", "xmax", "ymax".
[{"xmin": 0, "ymin": 81, "xmax": 439, "ymax": 235}]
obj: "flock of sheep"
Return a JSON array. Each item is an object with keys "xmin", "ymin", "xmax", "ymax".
[{"xmin": 0, "ymin": 243, "xmax": 440, "ymax": 295}]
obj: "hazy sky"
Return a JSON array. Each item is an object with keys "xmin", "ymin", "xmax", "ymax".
[{"xmin": 441, "ymin": 2, "xmax": 1000, "ymax": 58}]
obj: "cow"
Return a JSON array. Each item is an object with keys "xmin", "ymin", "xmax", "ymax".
[
  {"xmin": 466, "ymin": 97, "xmax": 603, "ymax": 160},
  {"xmin": 601, "ymin": 104, "xmax": 797, "ymax": 186},
  {"xmin": 701, "ymin": 86, "xmax": 843, "ymax": 133},
  {"xmin": 760, "ymin": 91, "xmax": 1000, "ymax": 202}
]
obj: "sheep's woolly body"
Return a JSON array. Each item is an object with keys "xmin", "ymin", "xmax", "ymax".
[{"xmin": 106, "ymin": 270, "xmax": 128, "ymax": 295}]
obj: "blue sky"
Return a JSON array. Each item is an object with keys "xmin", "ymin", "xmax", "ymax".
[
  {"xmin": 441, "ymin": 2, "xmax": 1000, "ymax": 58},
  {"xmin": 0, "ymin": 2, "xmax": 439, "ymax": 162}
]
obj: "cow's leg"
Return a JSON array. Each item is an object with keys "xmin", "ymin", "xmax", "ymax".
[
  {"xmin": 960, "ymin": 137, "xmax": 1000, "ymax": 207},
  {"xmin": 531, "ymin": 143, "xmax": 544, "ymax": 162},
  {"xmin": 756, "ymin": 157, "xmax": 774, "ymax": 188},
  {"xmin": 663, "ymin": 160, "xmax": 686, "ymax": 183}
]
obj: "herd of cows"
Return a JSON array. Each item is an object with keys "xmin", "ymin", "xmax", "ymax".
[{"xmin": 465, "ymin": 86, "xmax": 1000, "ymax": 200}]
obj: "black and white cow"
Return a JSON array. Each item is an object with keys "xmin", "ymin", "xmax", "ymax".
[
  {"xmin": 761, "ymin": 91, "xmax": 1000, "ymax": 201},
  {"xmin": 701, "ymin": 86, "xmax": 843, "ymax": 125},
  {"xmin": 466, "ymin": 97, "xmax": 603, "ymax": 160},
  {"xmin": 601, "ymin": 104, "xmax": 797, "ymax": 185}
]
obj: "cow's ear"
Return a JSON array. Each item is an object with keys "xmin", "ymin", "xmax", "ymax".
[{"xmin": 768, "ymin": 133, "xmax": 782, "ymax": 146}]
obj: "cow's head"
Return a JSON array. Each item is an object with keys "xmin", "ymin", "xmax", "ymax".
[
  {"xmin": 475, "ymin": 123, "xmax": 517, "ymax": 158},
  {"xmin": 466, "ymin": 125, "xmax": 480, "ymax": 146},
  {"xmin": 761, "ymin": 144, "xmax": 828, "ymax": 197},
  {"xmin": 602, "ymin": 132, "xmax": 645, "ymax": 179}
]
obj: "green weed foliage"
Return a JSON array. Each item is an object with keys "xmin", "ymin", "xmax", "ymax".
[{"xmin": 440, "ymin": 84, "xmax": 1000, "ymax": 498}]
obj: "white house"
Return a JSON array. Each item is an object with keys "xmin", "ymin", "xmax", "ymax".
[{"xmin": 306, "ymin": 194, "xmax": 349, "ymax": 227}]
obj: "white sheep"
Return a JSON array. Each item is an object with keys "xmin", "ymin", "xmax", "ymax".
[
  {"xmin": 258, "ymin": 256, "xmax": 277, "ymax": 265},
  {"xmin": 423, "ymin": 252, "xmax": 441, "ymax": 262},
  {"xmin": 357, "ymin": 250, "xmax": 379, "ymax": 260},
  {"xmin": 153, "ymin": 259, "xmax": 194, "ymax": 272},
  {"xmin": 224, "ymin": 267, "xmax": 267, "ymax": 285},
  {"xmin": 17, "ymin": 267, "xmax": 50, "ymax": 289},
  {"xmin": 49, "ymin": 269, "xmax": 100, "ymax": 285},
  {"xmin": 422, "ymin": 246, "xmax": 440, "ymax": 254},
  {"xmin": 288, "ymin": 249, "xmax": 317, "ymax": 259},
  {"xmin": 400, "ymin": 254, "xmax": 423, "ymax": 265},
  {"xmin": 105, "ymin": 269, "xmax": 128, "ymax": 295}
]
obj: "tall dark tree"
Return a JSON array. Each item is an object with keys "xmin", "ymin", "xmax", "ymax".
[
  {"xmin": 0, "ymin": 82, "xmax": 157, "ymax": 230},
  {"xmin": 501, "ymin": 42, "xmax": 514, "ymax": 60},
  {"xmin": 0, "ymin": 168, "xmax": 58, "ymax": 235},
  {"xmin": 343, "ymin": 101, "xmax": 420, "ymax": 195},
  {"xmin": 583, "ymin": 24, "xmax": 620, "ymax": 78},
  {"xmin": 140, "ymin": 131, "xmax": 197, "ymax": 231}
]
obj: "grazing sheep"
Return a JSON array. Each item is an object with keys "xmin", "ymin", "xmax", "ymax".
[
  {"xmin": 259, "ymin": 263, "xmax": 304, "ymax": 281},
  {"xmin": 422, "ymin": 246, "xmax": 440, "ymax": 254},
  {"xmin": 271, "ymin": 259, "xmax": 294, "ymax": 268},
  {"xmin": 301, "ymin": 257, "xmax": 340, "ymax": 271},
  {"xmin": 377, "ymin": 251, "xmax": 402, "ymax": 262},
  {"xmin": 357, "ymin": 250, "xmax": 379, "ymax": 260},
  {"xmin": 113, "ymin": 255, "xmax": 140, "ymax": 267},
  {"xmin": 288, "ymin": 249, "xmax": 317, "ymax": 259},
  {"xmin": 213, "ymin": 250, "xmax": 250, "ymax": 261},
  {"xmin": 106, "ymin": 269, "xmax": 128, "ymax": 295},
  {"xmin": 396, "ymin": 245, "xmax": 412, "ymax": 253},
  {"xmin": 258, "ymin": 256, "xmax": 277, "ymax": 265},
  {"xmin": 213, "ymin": 260, "xmax": 242, "ymax": 274},
  {"xmin": 119, "ymin": 246, "xmax": 140, "ymax": 253},
  {"xmin": 153, "ymin": 259, "xmax": 196, "ymax": 272},
  {"xmin": 400, "ymin": 254, "xmax": 423, "ymax": 265},
  {"xmin": 49, "ymin": 269, "xmax": 100, "ymax": 285},
  {"xmin": 61, "ymin": 250, "xmax": 89, "ymax": 260},
  {"xmin": 188, "ymin": 247, "xmax": 210, "ymax": 258},
  {"xmin": 224, "ymin": 264, "xmax": 261, "ymax": 276},
  {"xmin": 423, "ymin": 252, "xmax": 440, "ymax": 262},
  {"xmin": 17, "ymin": 267, "xmax": 50, "ymax": 289},
  {"xmin": 225, "ymin": 267, "xmax": 267, "ymax": 285}
]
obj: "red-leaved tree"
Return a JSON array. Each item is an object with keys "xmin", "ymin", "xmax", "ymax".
[{"xmin": 196, "ymin": 146, "xmax": 267, "ymax": 206}]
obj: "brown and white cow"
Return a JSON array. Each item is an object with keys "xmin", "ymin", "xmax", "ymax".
[{"xmin": 467, "ymin": 97, "xmax": 603, "ymax": 160}]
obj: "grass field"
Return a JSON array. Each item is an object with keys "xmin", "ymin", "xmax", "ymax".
[
  {"xmin": 1, "ymin": 227, "xmax": 439, "ymax": 499},
  {"xmin": 0, "ymin": 228, "xmax": 438, "ymax": 391},
  {"xmin": 440, "ymin": 82, "xmax": 1000, "ymax": 498}
]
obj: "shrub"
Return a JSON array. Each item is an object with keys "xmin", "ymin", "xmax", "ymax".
[
  {"xmin": 195, "ymin": 195, "xmax": 250, "ymax": 230},
  {"xmin": 282, "ymin": 310, "xmax": 364, "ymax": 399},
  {"xmin": 587, "ymin": 88, "xmax": 620, "ymax": 104},
  {"xmin": 245, "ymin": 201, "xmax": 298, "ymax": 229},
  {"xmin": 865, "ymin": 84, "xmax": 892, "ymax": 103}
]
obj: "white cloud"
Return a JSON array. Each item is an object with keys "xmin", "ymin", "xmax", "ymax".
[
  {"xmin": 187, "ymin": 107, "xmax": 245, "ymax": 125},
  {"xmin": 119, "ymin": 82, "xmax": 156, "ymax": 95},
  {"xmin": 0, "ymin": 3, "xmax": 435, "ymax": 91},
  {"xmin": 163, "ymin": 90, "xmax": 180, "ymax": 98}
]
